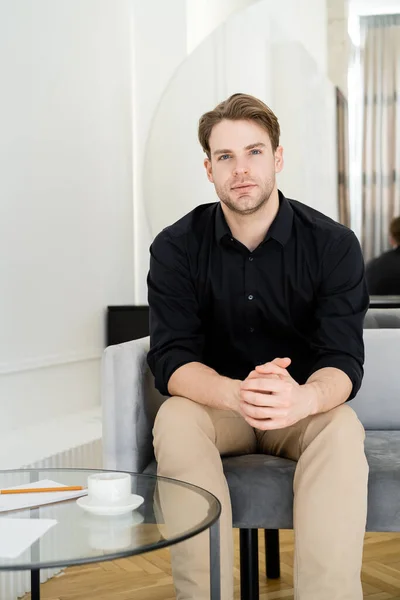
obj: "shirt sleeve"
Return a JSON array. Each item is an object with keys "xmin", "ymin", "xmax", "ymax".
[
  {"xmin": 147, "ymin": 230, "xmax": 204, "ymax": 396},
  {"xmin": 308, "ymin": 230, "xmax": 369, "ymax": 400}
]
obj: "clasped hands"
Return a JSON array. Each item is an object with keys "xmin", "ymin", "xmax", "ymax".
[{"xmin": 238, "ymin": 358, "xmax": 315, "ymax": 430}]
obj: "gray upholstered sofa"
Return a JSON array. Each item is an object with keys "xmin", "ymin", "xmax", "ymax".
[{"xmin": 102, "ymin": 310, "xmax": 400, "ymax": 599}]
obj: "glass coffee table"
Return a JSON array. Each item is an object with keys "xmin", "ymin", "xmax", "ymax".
[{"xmin": 0, "ymin": 468, "xmax": 221, "ymax": 600}]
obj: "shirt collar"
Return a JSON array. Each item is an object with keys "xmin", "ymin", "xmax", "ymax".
[{"xmin": 215, "ymin": 190, "xmax": 293, "ymax": 247}]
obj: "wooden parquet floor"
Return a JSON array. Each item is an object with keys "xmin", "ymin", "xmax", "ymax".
[{"xmin": 22, "ymin": 530, "xmax": 400, "ymax": 599}]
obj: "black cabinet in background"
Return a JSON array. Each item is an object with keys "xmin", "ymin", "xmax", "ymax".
[
  {"xmin": 369, "ymin": 295, "xmax": 400, "ymax": 308},
  {"xmin": 106, "ymin": 305, "xmax": 150, "ymax": 347}
]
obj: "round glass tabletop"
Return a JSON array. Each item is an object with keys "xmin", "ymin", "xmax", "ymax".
[{"xmin": 0, "ymin": 468, "xmax": 221, "ymax": 571}]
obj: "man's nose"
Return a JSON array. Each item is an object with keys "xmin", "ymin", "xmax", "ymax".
[{"xmin": 233, "ymin": 162, "xmax": 249, "ymax": 176}]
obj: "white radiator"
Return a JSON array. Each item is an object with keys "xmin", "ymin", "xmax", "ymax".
[{"xmin": 1, "ymin": 436, "xmax": 103, "ymax": 600}]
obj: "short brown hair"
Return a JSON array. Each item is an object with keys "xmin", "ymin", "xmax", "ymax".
[
  {"xmin": 390, "ymin": 216, "xmax": 400, "ymax": 245},
  {"xmin": 198, "ymin": 93, "xmax": 280, "ymax": 159}
]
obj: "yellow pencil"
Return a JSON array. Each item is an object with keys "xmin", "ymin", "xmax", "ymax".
[{"xmin": 0, "ymin": 486, "xmax": 84, "ymax": 494}]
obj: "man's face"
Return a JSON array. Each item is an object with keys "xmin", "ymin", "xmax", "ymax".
[{"xmin": 204, "ymin": 119, "xmax": 283, "ymax": 215}]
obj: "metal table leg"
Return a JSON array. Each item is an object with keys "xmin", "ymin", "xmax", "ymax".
[
  {"xmin": 209, "ymin": 519, "xmax": 221, "ymax": 600},
  {"xmin": 30, "ymin": 470, "xmax": 41, "ymax": 600},
  {"xmin": 31, "ymin": 569, "xmax": 40, "ymax": 600}
]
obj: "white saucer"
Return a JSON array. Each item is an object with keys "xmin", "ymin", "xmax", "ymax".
[{"xmin": 76, "ymin": 494, "xmax": 144, "ymax": 516}]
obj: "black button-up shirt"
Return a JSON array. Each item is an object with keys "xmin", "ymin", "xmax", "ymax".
[{"xmin": 147, "ymin": 191, "xmax": 368, "ymax": 400}]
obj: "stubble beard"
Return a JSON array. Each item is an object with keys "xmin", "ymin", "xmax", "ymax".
[{"xmin": 216, "ymin": 178, "xmax": 275, "ymax": 216}]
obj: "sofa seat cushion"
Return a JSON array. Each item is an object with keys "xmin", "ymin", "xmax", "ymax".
[{"xmin": 144, "ymin": 431, "xmax": 400, "ymax": 531}]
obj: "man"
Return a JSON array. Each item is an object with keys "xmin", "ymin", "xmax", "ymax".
[
  {"xmin": 366, "ymin": 216, "xmax": 400, "ymax": 294},
  {"xmin": 147, "ymin": 93, "xmax": 369, "ymax": 600}
]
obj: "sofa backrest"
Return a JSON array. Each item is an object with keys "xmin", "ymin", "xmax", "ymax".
[
  {"xmin": 364, "ymin": 308, "xmax": 400, "ymax": 328},
  {"xmin": 349, "ymin": 328, "xmax": 400, "ymax": 429}
]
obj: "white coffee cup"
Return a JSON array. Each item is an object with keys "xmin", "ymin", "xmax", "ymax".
[{"xmin": 87, "ymin": 472, "xmax": 132, "ymax": 505}]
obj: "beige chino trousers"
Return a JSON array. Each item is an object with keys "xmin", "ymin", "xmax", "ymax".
[{"xmin": 153, "ymin": 396, "xmax": 368, "ymax": 600}]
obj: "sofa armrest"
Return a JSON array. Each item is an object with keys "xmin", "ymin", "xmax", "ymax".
[{"xmin": 101, "ymin": 336, "xmax": 166, "ymax": 473}]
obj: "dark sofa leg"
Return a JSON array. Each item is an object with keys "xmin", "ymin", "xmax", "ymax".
[
  {"xmin": 239, "ymin": 528, "xmax": 259, "ymax": 600},
  {"xmin": 264, "ymin": 529, "xmax": 280, "ymax": 579}
]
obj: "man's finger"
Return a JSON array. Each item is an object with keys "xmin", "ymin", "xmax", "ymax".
[
  {"xmin": 254, "ymin": 363, "xmax": 290, "ymax": 378},
  {"xmin": 272, "ymin": 357, "xmax": 291, "ymax": 367},
  {"xmin": 240, "ymin": 388, "xmax": 290, "ymax": 407},
  {"xmin": 247, "ymin": 370, "xmax": 280, "ymax": 380},
  {"xmin": 241, "ymin": 377, "xmax": 288, "ymax": 395},
  {"xmin": 241, "ymin": 403, "xmax": 288, "ymax": 420}
]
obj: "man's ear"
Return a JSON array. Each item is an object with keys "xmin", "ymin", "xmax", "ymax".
[
  {"xmin": 204, "ymin": 157, "xmax": 214, "ymax": 183},
  {"xmin": 274, "ymin": 146, "xmax": 284, "ymax": 174}
]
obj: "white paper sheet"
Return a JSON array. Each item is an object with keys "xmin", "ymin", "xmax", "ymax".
[
  {"xmin": 0, "ymin": 518, "xmax": 56, "ymax": 558},
  {"xmin": 0, "ymin": 479, "xmax": 87, "ymax": 513}
]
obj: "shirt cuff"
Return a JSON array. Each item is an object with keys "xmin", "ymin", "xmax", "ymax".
[
  {"xmin": 148, "ymin": 351, "xmax": 202, "ymax": 397},
  {"xmin": 307, "ymin": 355, "xmax": 363, "ymax": 401}
]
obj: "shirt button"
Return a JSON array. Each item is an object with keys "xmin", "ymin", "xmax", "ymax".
[
  {"xmin": 249, "ymin": 327, "xmax": 255, "ymax": 333},
  {"xmin": 230, "ymin": 237, "xmax": 234, "ymax": 242},
  {"xmin": 248, "ymin": 256, "xmax": 253, "ymax": 261},
  {"xmin": 248, "ymin": 294, "xmax": 254, "ymax": 300}
]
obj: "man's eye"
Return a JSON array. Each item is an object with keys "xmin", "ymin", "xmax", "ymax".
[
  {"xmin": 250, "ymin": 149, "xmax": 261, "ymax": 155},
  {"xmin": 218, "ymin": 154, "xmax": 230, "ymax": 161}
]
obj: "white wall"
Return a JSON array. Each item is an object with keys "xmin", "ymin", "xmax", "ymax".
[
  {"xmin": 186, "ymin": 0, "xmax": 256, "ymax": 53},
  {"xmin": 270, "ymin": 40, "xmax": 337, "ymax": 216},
  {"xmin": 0, "ymin": 0, "xmax": 135, "ymax": 434},
  {"xmin": 269, "ymin": 0, "xmax": 328, "ymax": 75},
  {"xmin": 186, "ymin": 0, "xmax": 328, "ymax": 73},
  {"xmin": 186, "ymin": 0, "xmax": 328, "ymax": 70},
  {"xmin": 131, "ymin": 1, "xmax": 187, "ymax": 304},
  {"xmin": 349, "ymin": 0, "xmax": 400, "ymax": 15},
  {"xmin": 327, "ymin": 0, "xmax": 350, "ymax": 95}
]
